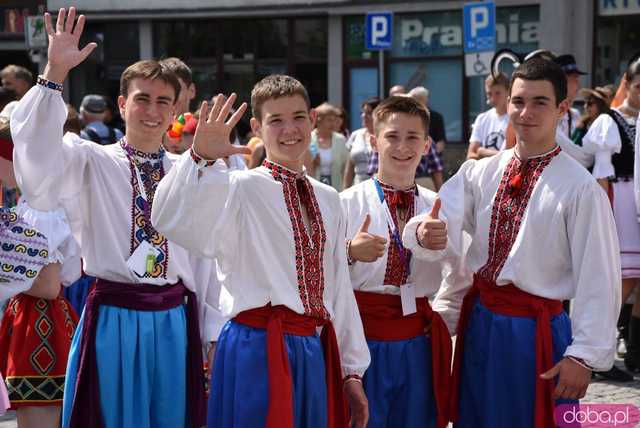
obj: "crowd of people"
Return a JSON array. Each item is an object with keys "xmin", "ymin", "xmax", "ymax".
[{"xmin": 0, "ymin": 6, "xmax": 636, "ymax": 428}]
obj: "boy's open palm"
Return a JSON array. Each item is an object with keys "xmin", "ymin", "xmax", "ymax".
[
  {"xmin": 44, "ymin": 8, "xmax": 96, "ymax": 81},
  {"xmin": 192, "ymin": 94, "xmax": 251, "ymax": 161}
]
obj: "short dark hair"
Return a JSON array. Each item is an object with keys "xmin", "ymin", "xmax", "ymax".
[
  {"xmin": 361, "ymin": 97, "xmax": 381, "ymax": 112},
  {"xmin": 120, "ymin": 60, "xmax": 182, "ymax": 104},
  {"xmin": 373, "ymin": 95, "xmax": 430, "ymax": 136},
  {"xmin": 160, "ymin": 57, "xmax": 193, "ymax": 87},
  {"xmin": 510, "ymin": 58, "xmax": 567, "ymax": 105},
  {"xmin": 251, "ymin": 74, "xmax": 310, "ymax": 121}
]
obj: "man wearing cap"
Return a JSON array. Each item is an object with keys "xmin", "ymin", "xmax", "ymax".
[
  {"xmin": 553, "ymin": 54, "xmax": 595, "ymax": 169},
  {"xmin": 79, "ymin": 94, "xmax": 123, "ymax": 145}
]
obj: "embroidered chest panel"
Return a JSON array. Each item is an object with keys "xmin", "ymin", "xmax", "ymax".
[
  {"xmin": 477, "ymin": 147, "xmax": 561, "ymax": 282},
  {"xmin": 264, "ymin": 160, "xmax": 329, "ymax": 319},
  {"xmin": 123, "ymin": 143, "xmax": 169, "ymax": 279},
  {"xmin": 380, "ymin": 185, "xmax": 415, "ymax": 286},
  {"xmin": 0, "ymin": 209, "xmax": 49, "ymax": 284}
]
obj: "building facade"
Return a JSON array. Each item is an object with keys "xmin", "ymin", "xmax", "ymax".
[{"xmin": 36, "ymin": 0, "xmax": 634, "ymax": 146}]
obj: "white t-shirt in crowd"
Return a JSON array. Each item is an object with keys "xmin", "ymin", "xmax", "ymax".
[
  {"xmin": 318, "ymin": 147, "xmax": 333, "ymax": 176},
  {"xmin": 470, "ymin": 108, "xmax": 509, "ymax": 151}
]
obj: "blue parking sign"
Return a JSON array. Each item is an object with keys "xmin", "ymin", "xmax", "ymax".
[
  {"xmin": 463, "ymin": 2, "xmax": 496, "ymax": 53},
  {"xmin": 365, "ymin": 12, "xmax": 393, "ymax": 50}
]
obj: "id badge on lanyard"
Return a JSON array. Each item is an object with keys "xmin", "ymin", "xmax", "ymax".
[
  {"xmin": 373, "ymin": 178, "xmax": 418, "ymax": 315},
  {"xmin": 125, "ymin": 160, "xmax": 158, "ymax": 276}
]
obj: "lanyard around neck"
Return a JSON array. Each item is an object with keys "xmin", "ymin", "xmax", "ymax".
[{"xmin": 373, "ymin": 178, "xmax": 414, "ymax": 275}]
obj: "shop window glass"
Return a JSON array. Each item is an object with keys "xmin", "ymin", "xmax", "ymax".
[
  {"xmin": 392, "ymin": 11, "xmax": 462, "ymax": 58},
  {"xmin": 221, "ymin": 62, "xmax": 254, "ymax": 106},
  {"xmin": 348, "ymin": 68, "xmax": 378, "ymax": 131},
  {"xmin": 295, "ymin": 63, "xmax": 328, "ymax": 108},
  {"xmin": 495, "ymin": 6, "xmax": 539, "ymax": 52},
  {"xmin": 221, "ymin": 21, "xmax": 256, "ymax": 61},
  {"xmin": 105, "ymin": 22, "xmax": 139, "ymax": 62},
  {"xmin": 257, "ymin": 63, "xmax": 288, "ymax": 81},
  {"xmin": 595, "ymin": 14, "xmax": 640, "ymax": 85},
  {"xmin": 295, "ymin": 18, "xmax": 328, "ymax": 61},
  {"xmin": 390, "ymin": 60, "xmax": 463, "ymax": 141},
  {"xmin": 154, "ymin": 21, "xmax": 187, "ymax": 59},
  {"xmin": 188, "ymin": 21, "xmax": 217, "ymax": 59},
  {"xmin": 191, "ymin": 63, "xmax": 218, "ymax": 104},
  {"xmin": 256, "ymin": 20, "xmax": 288, "ymax": 60},
  {"xmin": 344, "ymin": 15, "xmax": 377, "ymax": 60}
]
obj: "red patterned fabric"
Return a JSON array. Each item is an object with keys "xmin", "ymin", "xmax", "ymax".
[
  {"xmin": 263, "ymin": 160, "xmax": 329, "ymax": 319},
  {"xmin": 0, "ymin": 293, "xmax": 78, "ymax": 408},
  {"xmin": 354, "ymin": 290, "xmax": 451, "ymax": 428},
  {"xmin": 234, "ymin": 304, "xmax": 346, "ymax": 428},
  {"xmin": 478, "ymin": 146, "xmax": 561, "ymax": 282},
  {"xmin": 378, "ymin": 181, "xmax": 416, "ymax": 286}
]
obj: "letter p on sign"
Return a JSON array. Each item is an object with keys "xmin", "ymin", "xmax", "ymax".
[
  {"xmin": 470, "ymin": 7, "xmax": 488, "ymax": 37},
  {"xmin": 463, "ymin": 1, "xmax": 496, "ymax": 53},
  {"xmin": 365, "ymin": 12, "xmax": 393, "ymax": 50},
  {"xmin": 372, "ymin": 17, "xmax": 388, "ymax": 45}
]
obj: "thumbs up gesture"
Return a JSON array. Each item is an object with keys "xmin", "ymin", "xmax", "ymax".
[
  {"xmin": 348, "ymin": 214, "xmax": 388, "ymax": 263},
  {"xmin": 416, "ymin": 198, "xmax": 447, "ymax": 251}
]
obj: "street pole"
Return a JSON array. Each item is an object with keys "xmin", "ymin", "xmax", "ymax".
[{"xmin": 379, "ymin": 50, "xmax": 385, "ymax": 99}]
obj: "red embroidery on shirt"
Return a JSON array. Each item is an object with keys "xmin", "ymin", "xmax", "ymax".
[
  {"xmin": 478, "ymin": 147, "xmax": 561, "ymax": 282},
  {"xmin": 263, "ymin": 160, "xmax": 329, "ymax": 319},
  {"xmin": 379, "ymin": 182, "xmax": 416, "ymax": 286}
]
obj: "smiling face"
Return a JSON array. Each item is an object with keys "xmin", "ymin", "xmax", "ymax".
[
  {"xmin": 118, "ymin": 78, "xmax": 176, "ymax": 147},
  {"xmin": 372, "ymin": 112, "xmax": 430, "ymax": 181},
  {"xmin": 250, "ymin": 95, "xmax": 315, "ymax": 171},
  {"xmin": 508, "ymin": 77, "xmax": 568, "ymax": 149}
]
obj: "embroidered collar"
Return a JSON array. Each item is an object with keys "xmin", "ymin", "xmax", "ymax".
[
  {"xmin": 513, "ymin": 145, "xmax": 561, "ymax": 163},
  {"xmin": 375, "ymin": 176, "xmax": 417, "ymax": 194},
  {"xmin": 262, "ymin": 159, "xmax": 306, "ymax": 181},
  {"xmin": 120, "ymin": 138, "xmax": 164, "ymax": 161}
]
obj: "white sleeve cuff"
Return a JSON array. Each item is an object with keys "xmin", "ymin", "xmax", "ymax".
[
  {"xmin": 564, "ymin": 344, "xmax": 615, "ymax": 372},
  {"xmin": 402, "ymin": 214, "xmax": 446, "ymax": 261},
  {"xmin": 592, "ymin": 151, "xmax": 615, "ymax": 180}
]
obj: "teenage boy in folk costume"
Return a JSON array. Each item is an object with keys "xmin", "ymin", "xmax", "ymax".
[
  {"xmin": 340, "ymin": 96, "xmax": 466, "ymax": 428},
  {"xmin": 404, "ymin": 58, "xmax": 620, "ymax": 428},
  {"xmin": 11, "ymin": 8, "xmax": 220, "ymax": 428},
  {"xmin": 152, "ymin": 75, "xmax": 370, "ymax": 428}
]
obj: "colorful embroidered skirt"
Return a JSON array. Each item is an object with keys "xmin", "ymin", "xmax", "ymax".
[{"xmin": 0, "ymin": 293, "xmax": 78, "ymax": 408}]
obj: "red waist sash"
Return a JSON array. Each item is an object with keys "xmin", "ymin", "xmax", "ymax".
[
  {"xmin": 354, "ymin": 290, "xmax": 451, "ymax": 428},
  {"xmin": 450, "ymin": 275, "xmax": 564, "ymax": 428},
  {"xmin": 233, "ymin": 304, "xmax": 346, "ymax": 428}
]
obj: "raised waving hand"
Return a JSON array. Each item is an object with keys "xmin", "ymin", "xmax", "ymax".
[
  {"xmin": 192, "ymin": 94, "xmax": 251, "ymax": 161},
  {"xmin": 43, "ymin": 7, "xmax": 97, "ymax": 84}
]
